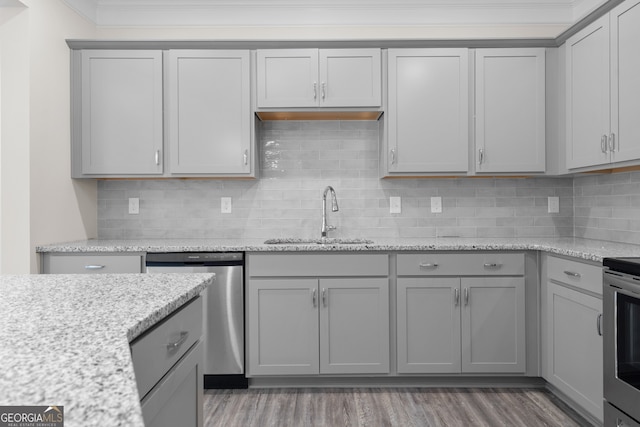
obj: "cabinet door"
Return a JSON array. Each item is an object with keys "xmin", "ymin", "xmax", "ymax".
[
  {"xmin": 81, "ymin": 50, "xmax": 163, "ymax": 175},
  {"xmin": 247, "ymin": 279, "xmax": 319, "ymax": 375},
  {"xmin": 461, "ymin": 277, "xmax": 526, "ymax": 373},
  {"xmin": 140, "ymin": 340, "xmax": 203, "ymax": 427},
  {"xmin": 565, "ymin": 16, "xmax": 611, "ymax": 169},
  {"xmin": 167, "ymin": 50, "xmax": 251, "ymax": 175},
  {"xmin": 546, "ymin": 282, "xmax": 603, "ymax": 422},
  {"xmin": 610, "ymin": 0, "xmax": 640, "ymax": 163},
  {"xmin": 475, "ymin": 48, "xmax": 545, "ymax": 173},
  {"xmin": 319, "ymin": 278, "xmax": 389, "ymax": 374},
  {"xmin": 256, "ymin": 49, "xmax": 319, "ymax": 108},
  {"xmin": 397, "ymin": 278, "xmax": 461, "ymax": 374},
  {"xmin": 319, "ymin": 49, "xmax": 381, "ymax": 107},
  {"xmin": 387, "ymin": 49, "xmax": 469, "ymax": 174}
]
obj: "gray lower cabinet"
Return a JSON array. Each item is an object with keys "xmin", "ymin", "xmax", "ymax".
[
  {"xmin": 131, "ymin": 297, "xmax": 204, "ymax": 427},
  {"xmin": 246, "ymin": 253, "xmax": 390, "ymax": 376},
  {"xmin": 41, "ymin": 253, "xmax": 143, "ymax": 274},
  {"xmin": 544, "ymin": 256, "xmax": 603, "ymax": 423},
  {"xmin": 397, "ymin": 253, "xmax": 526, "ymax": 374},
  {"xmin": 397, "ymin": 276, "xmax": 526, "ymax": 374}
]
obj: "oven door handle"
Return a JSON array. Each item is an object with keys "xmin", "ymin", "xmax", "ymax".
[{"xmin": 597, "ymin": 313, "xmax": 603, "ymax": 336}]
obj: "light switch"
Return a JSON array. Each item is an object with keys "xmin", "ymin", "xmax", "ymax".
[
  {"xmin": 128, "ymin": 198, "xmax": 139, "ymax": 215},
  {"xmin": 390, "ymin": 197, "xmax": 401, "ymax": 214},
  {"xmin": 221, "ymin": 197, "xmax": 232, "ymax": 213},
  {"xmin": 548, "ymin": 196, "xmax": 559, "ymax": 213},
  {"xmin": 431, "ymin": 197, "xmax": 442, "ymax": 214}
]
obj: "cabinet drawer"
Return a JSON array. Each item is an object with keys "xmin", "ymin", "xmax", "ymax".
[
  {"xmin": 131, "ymin": 297, "xmax": 202, "ymax": 399},
  {"xmin": 43, "ymin": 254, "xmax": 142, "ymax": 274},
  {"xmin": 397, "ymin": 253, "xmax": 524, "ymax": 276},
  {"xmin": 248, "ymin": 253, "xmax": 389, "ymax": 277},
  {"xmin": 547, "ymin": 256, "xmax": 602, "ymax": 295}
]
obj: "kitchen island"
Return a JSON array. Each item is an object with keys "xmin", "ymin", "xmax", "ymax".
[{"xmin": 0, "ymin": 273, "xmax": 213, "ymax": 427}]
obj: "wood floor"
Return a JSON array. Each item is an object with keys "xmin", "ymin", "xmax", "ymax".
[{"xmin": 204, "ymin": 387, "xmax": 588, "ymax": 427}]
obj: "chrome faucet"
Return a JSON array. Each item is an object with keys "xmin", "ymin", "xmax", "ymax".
[{"xmin": 321, "ymin": 186, "xmax": 339, "ymax": 238}]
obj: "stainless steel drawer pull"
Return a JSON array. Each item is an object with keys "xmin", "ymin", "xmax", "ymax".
[
  {"xmin": 243, "ymin": 149, "xmax": 248, "ymax": 166},
  {"xmin": 601, "ymin": 135, "xmax": 608, "ymax": 153},
  {"xmin": 483, "ymin": 263, "xmax": 502, "ymax": 269},
  {"xmin": 84, "ymin": 265, "xmax": 105, "ymax": 270},
  {"xmin": 597, "ymin": 313, "xmax": 603, "ymax": 336},
  {"xmin": 454, "ymin": 288, "xmax": 460, "ymax": 306},
  {"xmin": 312, "ymin": 289, "xmax": 317, "ymax": 308},
  {"xmin": 464, "ymin": 288, "xmax": 469, "ymax": 306},
  {"xmin": 167, "ymin": 331, "xmax": 189, "ymax": 351},
  {"xmin": 322, "ymin": 288, "xmax": 327, "ymax": 307},
  {"xmin": 609, "ymin": 133, "xmax": 616, "ymax": 152},
  {"xmin": 419, "ymin": 263, "xmax": 439, "ymax": 269},
  {"xmin": 155, "ymin": 149, "xmax": 161, "ymax": 165},
  {"xmin": 313, "ymin": 82, "xmax": 317, "ymax": 100},
  {"xmin": 563, "ymin": 270, "xmax": 581, "ymax": 278},
  {"xmin": 321, "ymin": 82, "xmax": 326, "ymax": 100},
  {"xmin": 390, "ymin": 149, "xmax": 396, "ymax": 165}
]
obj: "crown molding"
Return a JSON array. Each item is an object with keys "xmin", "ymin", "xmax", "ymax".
[{"xmin": 60, "ymin": 0, "xmax": 607, "ymax": 28}]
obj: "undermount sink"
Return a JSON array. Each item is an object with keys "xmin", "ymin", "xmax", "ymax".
[{"xmin": 264, "ymin": 238, "xmax": 374, "ymax": 245}]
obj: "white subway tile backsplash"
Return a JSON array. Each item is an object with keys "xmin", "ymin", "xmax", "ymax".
[{"xmin": 95, "ymin": 120, "xmax": 639, "ymax": 245}]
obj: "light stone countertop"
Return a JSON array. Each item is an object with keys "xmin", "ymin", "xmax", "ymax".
[
  {"xmin": 36, "ymin": 237, "xmax": 640, "ymax": 262},
  {"xmin": 0, "ymin": 273, "xmax": 213, "ymax": 427}
]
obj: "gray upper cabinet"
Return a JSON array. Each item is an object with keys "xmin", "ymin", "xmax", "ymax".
[
  {"xmin": 74, "ymin": 50, "xmax": 164, "ymax": 177},
  {"xmin": 385, "ymin": 49, "xmax": 469, "ymax": 176},
  {"xmin": 166, "ymin": 50, "xmax": 253, "ymax": 176},
  {"xmin": 474, "ymin": 48, "xmax": 546, "ymax": 173},
  {"xmin": 566, "ymin": 0, "xmax": 640, "ymax": 170},
  {"xmin": 256, "ymin": 48, "xmax": 381, "ymax": 108}
]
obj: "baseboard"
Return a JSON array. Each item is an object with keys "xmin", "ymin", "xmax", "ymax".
[
  {"xmin": 545, "ymin": 382, "xmax": 602, "ymax": 427},
  {"xmin": 249, "ymin": 376, "xmax": 546, "ymax": 389}
]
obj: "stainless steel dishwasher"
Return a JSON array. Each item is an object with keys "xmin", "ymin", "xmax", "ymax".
[{"xmin": 145, "ymin": 252, "xmax": 247, "ymax": 389}]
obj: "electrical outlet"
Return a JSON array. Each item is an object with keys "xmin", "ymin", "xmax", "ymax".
[
  {"xmin": 128, "ymin": 198, "xmax": 139, "ymax": 215},
  {"xmin": 221, "ymin": 197, "xmax": 232, "ymax": 213},
  {"xmin": 390, "ymin": 196, "xmax": 401, "ymax": 214},
  {"xmin": 431, "ymin": 197, "xmax": 442, "ymax": 213},
  {"xmin": 548, "ymin": 196, "xmax": 559, "ymax": 213}
]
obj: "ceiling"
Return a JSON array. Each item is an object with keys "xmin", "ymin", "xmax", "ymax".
[{"xmin": 60, "ymin": 0, "xmax": 606, "ymax": 29}]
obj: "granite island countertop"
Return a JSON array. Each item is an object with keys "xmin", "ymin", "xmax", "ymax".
[
  {"xmin": 36, "ymin": 237, "xmax": 640, "ymax": 262},
  {"xmin": 0, "ymin": 273, "xmax": 213, "ymax": 427}
]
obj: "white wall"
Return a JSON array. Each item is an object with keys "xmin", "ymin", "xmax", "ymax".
[
  {"xmin": 0, "ymin": 5, "xmax": 29, "ymax": 273},
  {"xmin": 0, "ymin": 0, "xmax": 97, "ymax": 273}
]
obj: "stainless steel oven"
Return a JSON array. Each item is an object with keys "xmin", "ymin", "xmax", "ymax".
[{"xmin": 603, "ymin": 258, "xmax": 640, "ymax": 427}]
